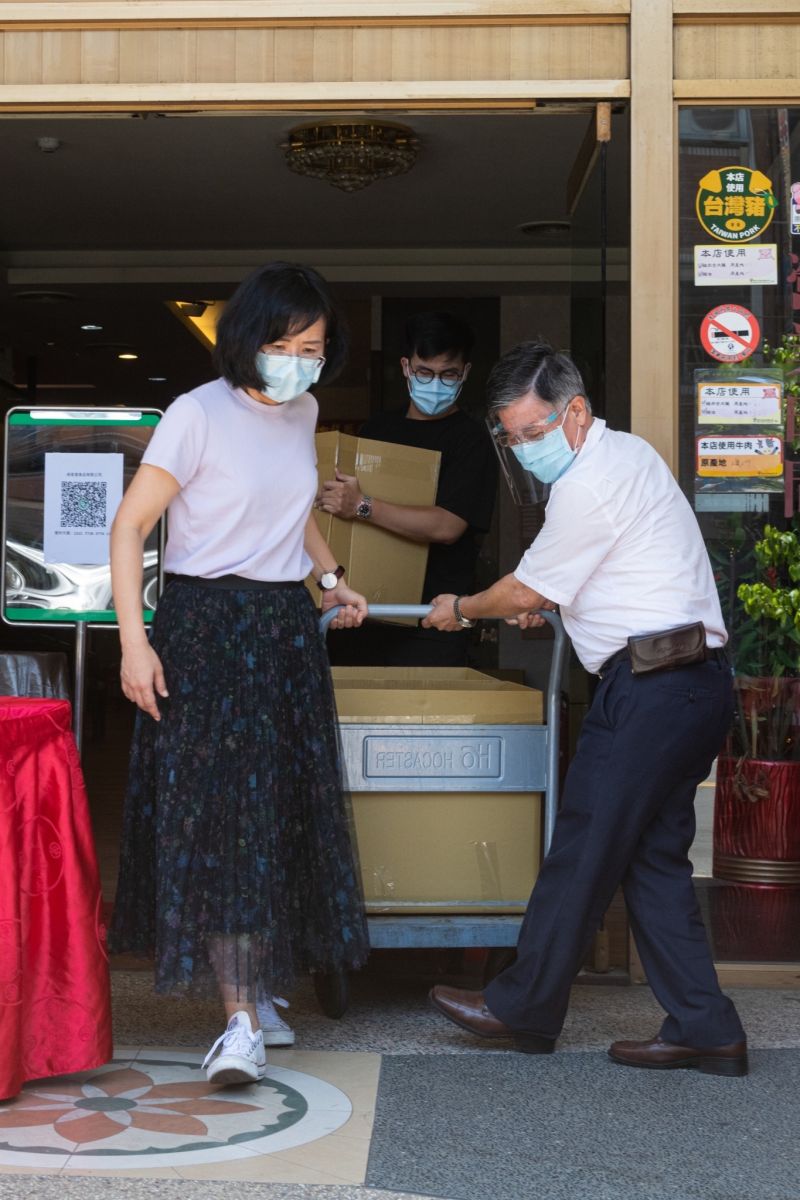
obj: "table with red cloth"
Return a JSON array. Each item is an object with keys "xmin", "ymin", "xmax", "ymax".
[{"xmin": 0, "ymin": 697, "xmax": 112, "ymax": 1100}]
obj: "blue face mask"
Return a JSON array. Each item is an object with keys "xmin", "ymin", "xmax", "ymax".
[
  {"xmin": 255, "ymin": 352, "xmax": 323, "ymax": 404},
  {"xmin": 511, "ymin": 410, "xmax": 578, "ymax": 484},
  {"xmin": 407, "ymin": 374, "xmax": 462, "ymax": 416}
]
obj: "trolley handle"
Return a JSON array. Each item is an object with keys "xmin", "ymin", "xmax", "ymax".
[
  {"xmin": 320, "ymin": 603, "xmax": 568, "ymax": 855},
  {"xmin": 319, "ymin": 603, "xmax": 431, "ymax": 636}
]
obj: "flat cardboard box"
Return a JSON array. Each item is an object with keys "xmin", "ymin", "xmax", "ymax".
[
  {"xmin": 309, "ymin": 431, "xmax": 440, "ymax": 609},
  {"xmin": 333, "ymin": 666, "xmax": 543, "ymax": 913},
  {"xmin": 332, "ymin": 666, "xmax": 543, "ymax": 724}
]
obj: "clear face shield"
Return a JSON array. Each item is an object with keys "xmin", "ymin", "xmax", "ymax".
[{"xmin": 485, "ymin": 411, "xmax": 553, "ymax": 506}]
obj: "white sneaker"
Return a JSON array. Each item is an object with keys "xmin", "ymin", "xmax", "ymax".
[
  {"xmin": 203, "ymin": 1011, "xmax": 266, "ymax": 1085},
  {"xmin": 256, "ymin": 995, "xmax": 295, "ymax": 1046}
]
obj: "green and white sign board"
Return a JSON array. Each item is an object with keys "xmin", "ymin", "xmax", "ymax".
[{"xmin": 2, "ymin": 407, "xmax": 162, "ymax": 626}]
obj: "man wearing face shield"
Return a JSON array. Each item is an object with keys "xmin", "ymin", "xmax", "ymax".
[
  {"xmin": 320, "ymin": 311, "xmax": 498, "ymax": 666},
  {"xmin": 423, "ymin": 341, "xmax": 747, "ymax": 1078}
]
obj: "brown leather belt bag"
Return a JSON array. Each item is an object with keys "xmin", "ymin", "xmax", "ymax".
[{"xmin": 626, "ymin": 620, "xmax": 707, "ymax": 675}]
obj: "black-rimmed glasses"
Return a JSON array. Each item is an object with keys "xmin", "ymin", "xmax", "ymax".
[{"xmin": 409, "ymin": 366, "xmax": 465, "ymax": 385}]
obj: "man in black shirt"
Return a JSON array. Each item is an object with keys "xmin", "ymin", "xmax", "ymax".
[{"xmin": 319, "ymin": 311, "xmax": 498, "ymax": 666}]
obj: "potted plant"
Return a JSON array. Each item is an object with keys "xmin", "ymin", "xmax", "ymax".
[{"xmin": 713, "ymin": 521, "xmax": 800, "ymax": 884}]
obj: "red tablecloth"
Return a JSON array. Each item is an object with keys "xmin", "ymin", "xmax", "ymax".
[{"xmin": 0, "ymin": 697, "xmax": 112, "ymax": 1099}]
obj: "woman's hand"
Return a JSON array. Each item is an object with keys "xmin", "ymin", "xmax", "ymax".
[
  {"xmin": 321, "ymin": 580, "xmax": 368, "ymax": 628},
  {"xmin": 120, "ymin": 640, "xmax": 169, "ymax": 721}
]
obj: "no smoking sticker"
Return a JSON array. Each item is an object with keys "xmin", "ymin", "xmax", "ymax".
[{"xmin": 700, "ymin": 304, "xmax": 761, "ymax": 363}]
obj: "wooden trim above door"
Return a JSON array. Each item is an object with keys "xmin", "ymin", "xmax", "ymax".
[
  {"xmin": 0, "ymin": 78, "xmax": 631, "ymax": 113},
  {"xmin": 0, "ymin": 2, "xmax": 632, "ymax": 31},
  {"xmin": 674, "ymin": 0, "xmax": 800, "ymax": 19},
  {"xmin": 675, "ymin": 79, "xmax": 800, "ymax": 100}
]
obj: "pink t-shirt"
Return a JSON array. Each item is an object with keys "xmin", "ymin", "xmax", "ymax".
[{"xmin": 143, "ymin": 377, "xmax": 317, "ymax": 581}]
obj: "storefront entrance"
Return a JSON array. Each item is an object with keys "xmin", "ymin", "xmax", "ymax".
[
  {"xmin": 0, "ymin": 101, "xmax": 631, "ymax": 663},
  {"xmin": 0, "ymin": 99, "xmax": 637, "ymax": 972}
]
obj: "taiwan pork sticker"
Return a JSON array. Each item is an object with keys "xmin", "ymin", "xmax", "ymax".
[
  {"xmin": 696, "ymin": 436, "xmax": 783, "ymax": 478},
  {"xmin": 696, "ymin": 166, "xmax": 776, "ymax": 243}
]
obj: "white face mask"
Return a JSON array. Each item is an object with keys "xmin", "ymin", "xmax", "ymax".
[{"xmin": 255, "ymin": 352, "xmax": 323, "ymax": 403}]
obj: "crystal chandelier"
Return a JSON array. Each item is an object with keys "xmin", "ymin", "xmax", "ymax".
[{"xmin": 282, "ymin": 121, "xmax": 419, "ymax": 192}]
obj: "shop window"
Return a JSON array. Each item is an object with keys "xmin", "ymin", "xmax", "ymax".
[{"xmin": 679, "ymin": 108, "xmax": 800, "ymax": 962}]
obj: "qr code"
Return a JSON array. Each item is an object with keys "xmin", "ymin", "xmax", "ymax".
[{"xmin": 60, "ymin": 481, "xmax": 107, "ymax": 529}]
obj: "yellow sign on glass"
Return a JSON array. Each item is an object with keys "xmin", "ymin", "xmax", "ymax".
[
  {"xmin": 696, "ymin": 167, "xmax": 776, "ymax": 244},
  {"xmin": 696, "ymin": 435, "xmax": 783, "ymax": 477}
]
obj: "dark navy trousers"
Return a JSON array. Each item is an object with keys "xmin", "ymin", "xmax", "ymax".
[{"xmin": 485, "ymin": 653, "xmax": 745, "ymax": 1048}]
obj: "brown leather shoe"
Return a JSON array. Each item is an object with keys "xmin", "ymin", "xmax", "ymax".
[
  {"xmin": 609, "ymin": 1035, "xmax": 748, "ymax": 1077},
  {"xmin": 429, "ymin": 986, "xmax": 554, "ymax": 1054}
]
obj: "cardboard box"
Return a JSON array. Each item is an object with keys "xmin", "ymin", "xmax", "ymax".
[
  {"xmin": 332, "ymin": 666, "xmax": 544, "ymax": 914},
  {"xmin": 309, "ymin": 432, "xmax": 440, "ymax": 608},
  {"xmin": 352, "ymin": 791, "xmax": 541, "ymax": 913},
  {"xmin": 332, "ymin": 666, "xmax": 543, "ymax": 724}
]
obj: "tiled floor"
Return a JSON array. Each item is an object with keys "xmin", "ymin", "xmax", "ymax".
[
  {"xmin": 0, "ymin": 1045, "xmax": 379, "ymax": 1183},
  {"xmin": 2, "ymin": 966, "xmax": 800, "ymax": 1198},
  {"xmin": 0, "ymin": 708, "xmax": 783, "ymax": 1198}
]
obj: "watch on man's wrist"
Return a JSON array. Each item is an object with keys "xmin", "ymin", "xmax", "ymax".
[
  {"xmin": 453, "ymin": 596, "xmax": 477, "ymax": 629},
  {"xmin": 317, "ymin": 564, "xmax": 346, "ymax": 591},
  {"xmin": 355, "ymin": 494, "xmax": 373, "ymax": 520}
]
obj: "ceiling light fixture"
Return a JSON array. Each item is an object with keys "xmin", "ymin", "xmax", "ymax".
[
  {"xmin": 148, "ymin": 376, "xmax": 167, "ymax": 382},
  {"xmin": 15, "ymin": 290, "xmax": 76, "ymax": 304},
  {"xmin": 118, "ymin": 352, "xmax": 138, "ymax": 361},
  {"xmin": 80, "ymin": 323, "xmax": 103, "ymax": 332},
  {"xmin": 176, "ymin": 301, "xmax": 210, "ymax": 318},
  {"xmin": 517, "ymin": 220, "xmax": 572, "ymax": 239},
  {"xmin": 282, "ymin": 121, "xmax": 419, "ymax": 193}
]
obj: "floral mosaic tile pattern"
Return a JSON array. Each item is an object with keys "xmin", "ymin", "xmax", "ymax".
[{"xmin": 0, "ymin": 1055, "xmax": 352, "ymax": 1170}]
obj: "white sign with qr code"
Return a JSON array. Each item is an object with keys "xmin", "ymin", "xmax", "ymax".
[{"xmin": 43, "ymin": 452, "xmax": 124, "ymax": 565}]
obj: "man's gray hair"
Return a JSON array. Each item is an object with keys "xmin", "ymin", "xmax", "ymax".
[{"xmin": 487, "ymin": 341, "xmax": 591, "ymax": 415}]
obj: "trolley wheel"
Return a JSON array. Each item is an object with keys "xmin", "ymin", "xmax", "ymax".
[
  {"xmin": 313, "ymin": 969, "xmax": 349, "ymax": 1018},
  {"xmin": 482, "ymin": 948, "xmax": 517, "ymax": 987}
]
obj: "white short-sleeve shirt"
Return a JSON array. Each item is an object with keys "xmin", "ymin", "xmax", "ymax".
[
  {"xmin": 513, "ymin": 419, "xmax": 727, "ymax": 674},
  {"xmin": 142, "ymin": 377, "xmax": 318, "ymax": 581}
]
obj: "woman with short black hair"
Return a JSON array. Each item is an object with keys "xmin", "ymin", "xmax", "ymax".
[
  {"xmin": 109, "ymin": 261, "xmax": 369, "ymax": 1086},
  {"xmin": 212, "ymin": 260, "xmax": 349, "ymax": 391}
]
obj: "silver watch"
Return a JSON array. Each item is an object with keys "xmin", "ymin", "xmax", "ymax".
[
  {"xmin": 317, "ymin": 565, "xmax": 345, "ymax": 591},
  {"xmin": 355, "ymin": 494, "xmax": 373, "ymax": 520},
  {"xmin": 453, "ymin": 596, "xmax": 476, "ymax": 629}
]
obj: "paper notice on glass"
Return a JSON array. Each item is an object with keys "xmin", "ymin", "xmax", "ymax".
[
  {"xmin": 693, "ymin": 244, "xmax": 778, "ymax": 286},
  {"xmin": 696, "ymin": 435, "xmax": 783, "ymax": 478},
  {"xmin": 43, "ymin": 452, "xmax": 124, "ymax": 565},
  {"xmin": 697, "ymin": 380, "xmax": 783, "ymax": 425}
]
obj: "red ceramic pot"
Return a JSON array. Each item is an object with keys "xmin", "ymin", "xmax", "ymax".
[
  {"xmin": 713, "ymin": 756, "xmax": 800, "ymax": 883},
  {"xmin": 706, "ymin": 882, "xmax": 800, "ymax": 961}
]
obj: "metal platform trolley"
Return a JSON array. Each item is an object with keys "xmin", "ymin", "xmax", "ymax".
[{"xmin": 315, "ymin": 603, "xmax": 568, "ymax": 1017}]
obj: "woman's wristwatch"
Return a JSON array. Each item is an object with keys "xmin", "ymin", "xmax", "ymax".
[
  {"xmin": 452, "ymin": 596, "xmax": 476, "ymax": 629},
  {"xmin": 317, "ymin": 565, "xmax": 346, "ymax": 590}
]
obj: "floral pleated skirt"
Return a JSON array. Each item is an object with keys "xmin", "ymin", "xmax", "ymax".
[{"xmin": 109, "ymin": 577, "xmax": 369, "ymax": 999}]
